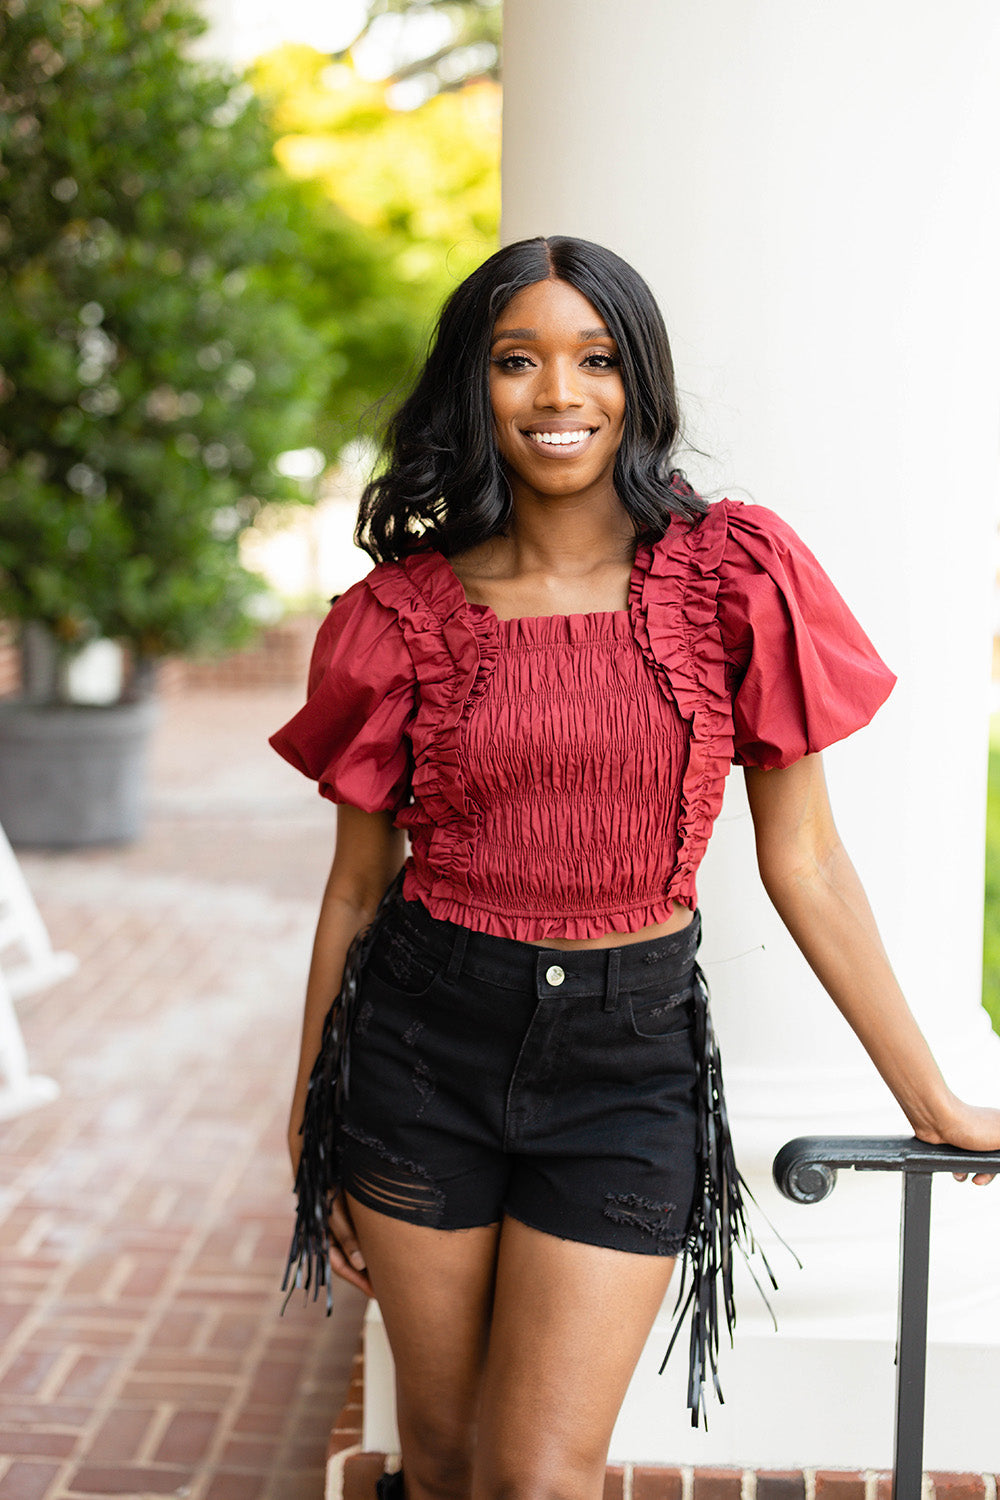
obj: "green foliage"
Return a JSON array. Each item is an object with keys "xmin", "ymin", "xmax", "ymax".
[
  {"xmin": 257, "ymin": 172, "xmax": 430, "ymax": 467},
  {"xmin": 983, "ymin": 726, "xmax": 1000, "ymax": 1031},
  {"xmin": 0, "ymin": 0, "xmax": 333, "ymax": 675},
  {"xmin": 251, "ymin": 42, "xmax": 500, "ymax": 350}
]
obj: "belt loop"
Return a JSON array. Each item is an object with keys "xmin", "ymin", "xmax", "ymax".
[
  {"xmin": 603, "ymin": 948, "xmax": 621, "ymax": 1012},
  {"xmin": 445, "ymin": 924, "xmax": 469, "ymax": 982}
]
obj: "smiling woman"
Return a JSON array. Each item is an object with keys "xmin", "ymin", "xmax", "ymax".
[{"xmin": 269, "ymin": 236, "xmax": 1000, "ymax": 1500}]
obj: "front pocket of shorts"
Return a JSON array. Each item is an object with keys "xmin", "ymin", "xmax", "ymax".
[
  {"xmin": 366, "ymin": 927, "xmax": 442, "ymax": 998},
  {"xmin": 628, "ymin": 989, "xmax": 694, "ymax": 1040}
]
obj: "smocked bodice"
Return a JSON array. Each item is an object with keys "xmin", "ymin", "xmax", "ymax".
[{"xmin": 458, "ymin": 609, "xmax": 689, "ymax": 932}]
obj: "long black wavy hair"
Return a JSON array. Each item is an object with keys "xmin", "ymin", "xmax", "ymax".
[{"xmin": 356, "ymin": 236, "xmax": 707, "ymax": 563}]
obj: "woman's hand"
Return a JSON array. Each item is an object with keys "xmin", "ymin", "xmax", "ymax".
[
  {"xmin": 328, "ymin": 1192, "xmax": 375, "ymax": 1296},
  {"xmin": 918, "ymin": 1098, "xmax": 1000, "ymax": 1186},
  {"xmin": 287, "ymin": 1116, "xmax": 374, "ymax": 1292}
]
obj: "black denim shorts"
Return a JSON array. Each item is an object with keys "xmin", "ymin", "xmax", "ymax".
[{"xmin": 339, "ymin": 896, "xmax": 701, "ymax": 1257}]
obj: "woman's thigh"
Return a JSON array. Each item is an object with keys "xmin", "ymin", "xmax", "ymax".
[
  {"xmin": 474, "ymin": 1216, "xmax": 677, "ymax": 1500},
  {"xmin": 346, "ymin": 1194, "xmax": 501, "ymax": 1474}
]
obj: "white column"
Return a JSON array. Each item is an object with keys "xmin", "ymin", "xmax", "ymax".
[{"xmin": 500, "ymin": 0, "xmax": 1000, "ymax": 1469}]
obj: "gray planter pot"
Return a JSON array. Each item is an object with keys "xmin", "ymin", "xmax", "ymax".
[{"xmin": 0, "ymin": 698, "xmax": 159, "ymax": 847}]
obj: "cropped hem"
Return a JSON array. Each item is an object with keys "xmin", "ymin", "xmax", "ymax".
[{"xmin": 401, "ymin": 870, "xmax": 692, "ymax": 941}]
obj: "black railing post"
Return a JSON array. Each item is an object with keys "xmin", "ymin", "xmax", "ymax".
[
  {"xmin": 893, "ymin": 1170, "xmax": 932, "ymax": 1500},
  {"xmin": 772, "ymin": 1135, "xmax": 1000, "ymax": 1497}
]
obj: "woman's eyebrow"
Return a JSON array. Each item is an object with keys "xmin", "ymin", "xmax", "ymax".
[{"xmin": 490, "ymin": 326, "xmax": 613, "ymax": 345}]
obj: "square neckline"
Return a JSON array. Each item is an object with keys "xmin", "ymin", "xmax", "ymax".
[{"xmin": 436, "ymin": 548, "xmax": 640, "ymax": 626}]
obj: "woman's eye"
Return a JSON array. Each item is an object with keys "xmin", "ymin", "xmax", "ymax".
[
  {"xmin": 583, "ymin": 352, "xmax": 619, "ymax": 369},
  {"xmin": 493, "ymin": 353, "xmax": 534, "ymax": 371}
]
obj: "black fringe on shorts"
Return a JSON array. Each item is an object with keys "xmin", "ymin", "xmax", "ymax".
[
  {"xmin": 659, "ymin": 961, "xmax": 794, "ymax": 1428},
  {"xmin": 281, "ymin": 872, "xmax": 404, "ymax": 1313}
]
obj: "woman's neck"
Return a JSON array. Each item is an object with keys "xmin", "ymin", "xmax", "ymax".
[
  {"xmin": 450, "ymin": 494, "xmax": 638, "ymax": 618},
  {"xmin": 499, "ymin": 490, "xmax": 636, "ymax": 580}
]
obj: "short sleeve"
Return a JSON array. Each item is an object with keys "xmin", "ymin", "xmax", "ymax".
[
  {"xmin": 716, "ymin": 502, "xmax": 896, "ymax": 770},
  {"xmin": 269, "ymin": 579, "xmax": 416, "ymax": 812}
]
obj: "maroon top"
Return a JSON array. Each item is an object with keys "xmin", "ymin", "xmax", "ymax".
[{"xmin": 270, "ymin": 500, "xmax": 895, "ymax": 940}]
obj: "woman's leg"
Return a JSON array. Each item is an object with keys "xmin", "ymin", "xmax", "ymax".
[
  {"xmin": 473, "ymin": 1217, "xmax": 677, "ymax": 1500},
  {"xmin": 347, "ymin": 1194, "xmax": 502, "ymax": 1500}
]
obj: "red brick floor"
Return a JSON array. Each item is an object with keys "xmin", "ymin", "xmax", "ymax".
[{"xmin": 0, "ymin": 689, "xmax": 366, "ymax": 1499}]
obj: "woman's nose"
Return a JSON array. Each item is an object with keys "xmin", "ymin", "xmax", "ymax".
[{"xmin": 534, "ymin": 358, "xmax": 584, "ymax": 410}]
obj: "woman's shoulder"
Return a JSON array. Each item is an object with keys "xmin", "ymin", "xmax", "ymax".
[
  {"xmin": 653, "ymin": 496, "xmax": 789, "ymax": 550},
  {"xmin": 647, "ymin": 497, "xmax": 825, "ymax": 585},
  {"xmin": 641, "ymin": 495, "xmax": 856, "ymax": 636},
  {"xmin": 361, "ymin": 546, "xmax": 469, "ymax": 627}
]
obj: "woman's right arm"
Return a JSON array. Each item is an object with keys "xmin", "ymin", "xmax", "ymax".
[{"xmin": 288, "ymin": 802, "xmax": 405, "ymax": 1189}]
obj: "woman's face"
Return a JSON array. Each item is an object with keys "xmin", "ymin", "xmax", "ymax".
[{"xmin": 488, "ymin": 278, "xmax": 626, "ymax": 504}]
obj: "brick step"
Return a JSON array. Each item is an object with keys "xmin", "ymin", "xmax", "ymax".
[
  {"xmin": 326, "ymin": 1345, "xmax": 998, "ymax": 1500},
  {"xmin": 334, "ymin": 1453, "xmax": 997, "ymax": 1500}
]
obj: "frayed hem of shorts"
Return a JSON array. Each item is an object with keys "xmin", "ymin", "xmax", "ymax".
[{"xmin": 500, "ymin": 1205, "xmax": 686, "ymax": 1259}]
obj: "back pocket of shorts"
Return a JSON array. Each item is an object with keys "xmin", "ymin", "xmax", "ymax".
[
  {"xmin": 367, "ymin": 927, "xmax": 442, "ymax": 998},
  {"xmin": 628, "ymin": 989, "xmax": 693, "ymax": 1040}
]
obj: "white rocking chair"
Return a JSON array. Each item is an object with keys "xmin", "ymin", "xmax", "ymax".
[{"xmin": 0, "ymin": 821, "xmax": 77, "ymax": 1121}]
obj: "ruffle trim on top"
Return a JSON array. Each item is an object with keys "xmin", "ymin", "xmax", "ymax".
[
  {"xmin": 411, "ymin": 890, "xmax": 685, "ymax": 944},
  {"xmin": 629, "ymin": 505, "xmax": 737, "ymax": 916},
  {"xmin": 367, "ymin": 554, "xmax": 499, "ymax": 906}
]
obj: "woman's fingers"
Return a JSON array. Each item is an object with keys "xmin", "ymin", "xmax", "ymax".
[
  {"xmin": 331, "ymin": 1193, "xmax": 366, "ymax": 1269},
  {"xmin": 328, "ymin": 1193, "xmax": 375, "ymax": 1296},
  {"xmin": 327, "ymin": 1240, "xmax": 375, "ymax": 1296}
]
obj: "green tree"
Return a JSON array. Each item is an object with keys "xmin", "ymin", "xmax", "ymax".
[
  {"xmin": 0, "ymin": 0, "xmax": 398, "ymax": 689},
  {"xmin": 257, "ymin": 172, "xmax": 430, "ymax": 468},
  {"xmin": 252, "ymin": 42, "xmax": 500, "ymax": 331}
]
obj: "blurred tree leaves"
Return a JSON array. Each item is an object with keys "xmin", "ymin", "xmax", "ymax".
[
  {"xmin": 250, "ymin": 41, "xmax": 500, "ymax": 334},
  {"xmin": 0, "ymin": 0, "xmax": 424, "ymax": 672}
]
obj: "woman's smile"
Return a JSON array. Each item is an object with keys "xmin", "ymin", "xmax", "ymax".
[
  {"xmin": 522, "ymin": 422, "xmax": 597, "ymax": 455},
  {"xmin": 525, "ymin": 428, "xmax": 592, "ymax": 445}
]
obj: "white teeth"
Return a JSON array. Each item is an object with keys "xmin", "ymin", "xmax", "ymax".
[{"xmin": 526, "ymin": 429, "xmax": 591, "ymax": 446}]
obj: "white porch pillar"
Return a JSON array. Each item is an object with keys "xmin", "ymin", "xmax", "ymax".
[{"xmin": 499, "ymin": 0, "xmax": 1000, "ymax": 1470}]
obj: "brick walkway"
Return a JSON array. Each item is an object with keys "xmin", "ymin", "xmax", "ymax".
[{"xmin": 0, "ymin": 688, "xmax": 366, "ymax": 1499}]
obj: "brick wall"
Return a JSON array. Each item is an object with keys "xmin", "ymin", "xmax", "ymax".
[
  {"xmin": 326, "ymin": 1345, "xmax": 998, "ymax": 1500},
  {"xmin": 0, "ymin": 615, "xmax": 322, "ymax": 700},
  {"xmin": 162, "ymin": 613, "xmax": 321, "ymax": 695}
]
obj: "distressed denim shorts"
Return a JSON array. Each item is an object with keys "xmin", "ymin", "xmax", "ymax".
[{"xmin": 339, "ymin": 896, "xmax": 701, "ymax": 1257}]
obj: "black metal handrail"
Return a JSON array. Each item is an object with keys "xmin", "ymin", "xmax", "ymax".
[{"xmin": 772, "ymin": 1135, "xmax": 1000, "ymax": 1500}]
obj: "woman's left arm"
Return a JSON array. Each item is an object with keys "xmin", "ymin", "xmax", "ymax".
[{"xmin": 744, "ymin": 752, "xmax": 1000, "ymax": 1184}]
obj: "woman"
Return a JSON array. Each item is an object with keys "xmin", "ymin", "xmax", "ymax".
[{"xmin": 271, "ymin": 236, "xmax": 1000, "ymax": 1500}]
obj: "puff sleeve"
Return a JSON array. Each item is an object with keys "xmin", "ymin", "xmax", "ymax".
[
  {"xmin": 269, "ymin": 578, "xmax": 416, "ymax": 813},
  {"xmin": 716, "ymin": 502, "xmax": 896, "ymax": 770}
]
